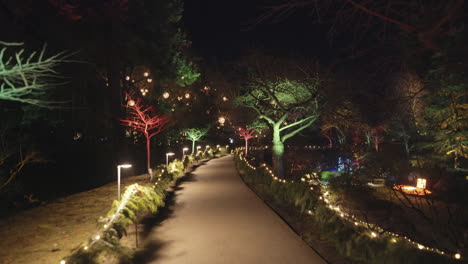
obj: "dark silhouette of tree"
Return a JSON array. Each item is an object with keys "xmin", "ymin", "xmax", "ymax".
[{"xmin": 257, "ymin": 0, "xmax": 464, "ymax": 50}]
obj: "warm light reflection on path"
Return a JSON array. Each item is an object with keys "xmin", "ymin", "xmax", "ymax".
[{"xmin": 137, "ymin": 155, "xmax": 327, "ymax": 264}]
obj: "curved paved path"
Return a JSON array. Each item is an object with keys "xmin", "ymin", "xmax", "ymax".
[{"xmin": 140, "ymin": 155, "xmax": 327, "ymax": 264}]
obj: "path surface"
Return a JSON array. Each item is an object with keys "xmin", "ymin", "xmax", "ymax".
[{"xmin": 138, "ymin": 155, "xmax": 327, "ymax": 264}]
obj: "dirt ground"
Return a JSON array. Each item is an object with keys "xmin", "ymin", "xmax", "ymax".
[{"xmin": 0, "ymin": 174, "xmax": 149, "ymax": 264}]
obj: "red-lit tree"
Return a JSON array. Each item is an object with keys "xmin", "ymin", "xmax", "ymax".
[
  {"xmin": 121, "ymin": 94, "xmax": 169, "ymax": 179},
  {"xmin": 235, "ymin": 126, "xmax": 257, "ymax": 157}
]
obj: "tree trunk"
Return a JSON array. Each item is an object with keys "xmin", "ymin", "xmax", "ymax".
[
  {"xmin": 272, "ymin": 128, "xmax": 285, "ymax": 179},
  {"xmin": 404, "ymin": 139, "xmax": 410, "ymax": 156},
  {"xmin": 192, "ymin": 140, "xmax": 195, "ymax": 154},
  {"xmin": 245, "ymin": 139, "xmax": 248, "ymax": 156},
  {"xmin": 146, "ymin": 135, "xmax": 151, "ymax": 173}
]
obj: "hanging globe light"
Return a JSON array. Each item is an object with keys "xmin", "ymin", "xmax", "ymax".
[
  {"xmin": 163, "ymin": 92, "xmax": 170, "ymax": 99},
  {"xmin": 218, "ymin": 116, "xmax": 226, "ymax": 125}
]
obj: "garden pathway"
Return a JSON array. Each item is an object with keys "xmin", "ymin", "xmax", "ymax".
[{"xmin": 137, "ymin": 155, "xmax": 327, "ymax": 264}]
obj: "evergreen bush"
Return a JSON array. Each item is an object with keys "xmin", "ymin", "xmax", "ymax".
[{"xmin": 63, "ymin": 152, "xmax": 218, "ymax": 263}]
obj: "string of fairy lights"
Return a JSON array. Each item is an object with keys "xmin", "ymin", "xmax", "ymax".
[
  {"xmin": 236, "ymin": 149, "xmax": 462, "ymax": 261},
  {"xmin": 60, "ymin": 169, "xmax": 167, "ymax": 264}
]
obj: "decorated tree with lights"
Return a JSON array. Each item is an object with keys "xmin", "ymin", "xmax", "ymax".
[
  {"xmin": 234, "ymin": 120, "xmax": 267, "ymax": 157},
  {"xmin": 184, "ymin": 128, "xmax": 208, "ymax": 154},
  {"xmin": 235, "ymin": 126, "xmax": 256, "ymax": 156},
  {"xmin": 234, "ymin": 57, "xmax": 322, "ymax": 178},
  {"xmin": 121, "ymin": 94, "xmax": 169, "ymax": 179}
]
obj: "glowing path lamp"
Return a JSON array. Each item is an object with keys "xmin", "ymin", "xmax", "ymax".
[
  {"xmin": 197, "ymin": 146, "xmax": 201, "ymax": 151},
  {"xmin": 166, "ymin": 152, "xmax": 175, "ymax": 166},
  {"xmin": 183, "ymin": 147, "xmax": 189, "ymax": 156},
  {"xmin": 117, "ymin": 164, "xmax": 132, "ymax": 201}
]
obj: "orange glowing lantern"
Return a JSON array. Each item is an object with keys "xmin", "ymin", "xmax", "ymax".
[
  {"xmin": 416, "ymin": 178, "xmax": 427, "ymax": 189},
  {"xmin": 393, "ymin": 178, "xmax": 431, "ymax": 195}
]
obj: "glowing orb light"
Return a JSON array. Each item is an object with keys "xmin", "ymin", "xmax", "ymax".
[{"xmin": 218, "ymin": 116, "xmax": 226, "ymax": 124}]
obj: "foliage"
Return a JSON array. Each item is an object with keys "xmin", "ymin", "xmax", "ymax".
[
  {"xmin": 0, "ymin": 41, "xmax": 70, "ymax": 108},
  {"xmin": 234, "ymin": 152, "xmax": 454, "ymax": 264},
  {"xmin": 421, "ymin": 49, "xmax": 468, "ymax": 168},
  {"xmin": 234, "ymin": 55, "xmax": 323, "ymax": 178},
  {"xmin": 173, "ymin": 53, "xmax": 200, "ymax": 87},
  {"xmin": 121, "ymin": 93, "xmax": 170, "ymax": 174},
  {"xmin": 184, "ymin": 128, "xmax": 209, "ymax": 153},
  {"xmin": 64, "ymin": 152, "xmax": 218, "ymax": 263},
  {"xmin": 184, "ymin": 128, "xmax": 209, "ymax": 141}
]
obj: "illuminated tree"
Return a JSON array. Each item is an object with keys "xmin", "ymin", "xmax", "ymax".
[
  {"xmin": 364, "ymin": 124, "xmax": 386, "ymax": 152},
  {"xmin": 234, "ymin": 120, "xmax": 267, "ymax": 156},
  {"xmin": 184, "ymin": 128, "xmax": 208, "ymax": 154},
  {"xmin": 121, "ymin": 94, "xmax": 169, "ymax": 178},
  {"xmin": 423, "ymin": 52, "xmax": 467, "ymax": 169},
  {"xmin": 0, "ymin": 41, "xmax": 68, "ymax": 108},
  {"xmin": 388, "ymin": 117, "xmax": 413, "ymax": 156},
  {"xmin": 235, "ymin": 127, "xmax": 256, "ymax": 157},
  {"xmin": 235, "ymin": 69, "xmax": 322, "ymax": 178}
]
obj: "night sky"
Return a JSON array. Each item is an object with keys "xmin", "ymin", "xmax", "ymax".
[{"xmin": 183, "ymin": 0, "xmax": 333, "ymax": 61}]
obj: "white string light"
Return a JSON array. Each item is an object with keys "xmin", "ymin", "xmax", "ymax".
[
  {"xmin": 62, "ymin": 157, "xmax": 207, "ymax": 263},
  {"xmin": 236, "ymin": 149, "xmax": 462, "ymax": 261}
]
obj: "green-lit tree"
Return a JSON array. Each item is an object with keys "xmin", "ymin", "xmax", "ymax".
[
  {"xmin": 184, "ymin": 128, "xmax": 208, "ymax": 154},
  {"xmin": 0, "ymin": 41, "xmax": 68, "ymax": 107},
  {"xmin": 0, "ymin": 41, "xmax": 68, "ymax": 192},
  {"xmin": 235, "ymin": 73, "xmax": 322, "ymax": 178}
]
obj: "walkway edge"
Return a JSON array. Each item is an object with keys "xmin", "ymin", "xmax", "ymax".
[{"xmin": 235, "ymin": 162, "xmax": 331, "ymax": 264}]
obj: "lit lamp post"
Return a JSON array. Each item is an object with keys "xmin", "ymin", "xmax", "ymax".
[
  {"xmin": 117, "ymin": 164, "xmax": 132, "ymax": 201},
  {"xmin": 183, "ymin": 147, "xmax": 189, "ymax": 157},
  {"xmin": 166, "ymin": 152, "xmax": 175, "ymax": 166}
]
